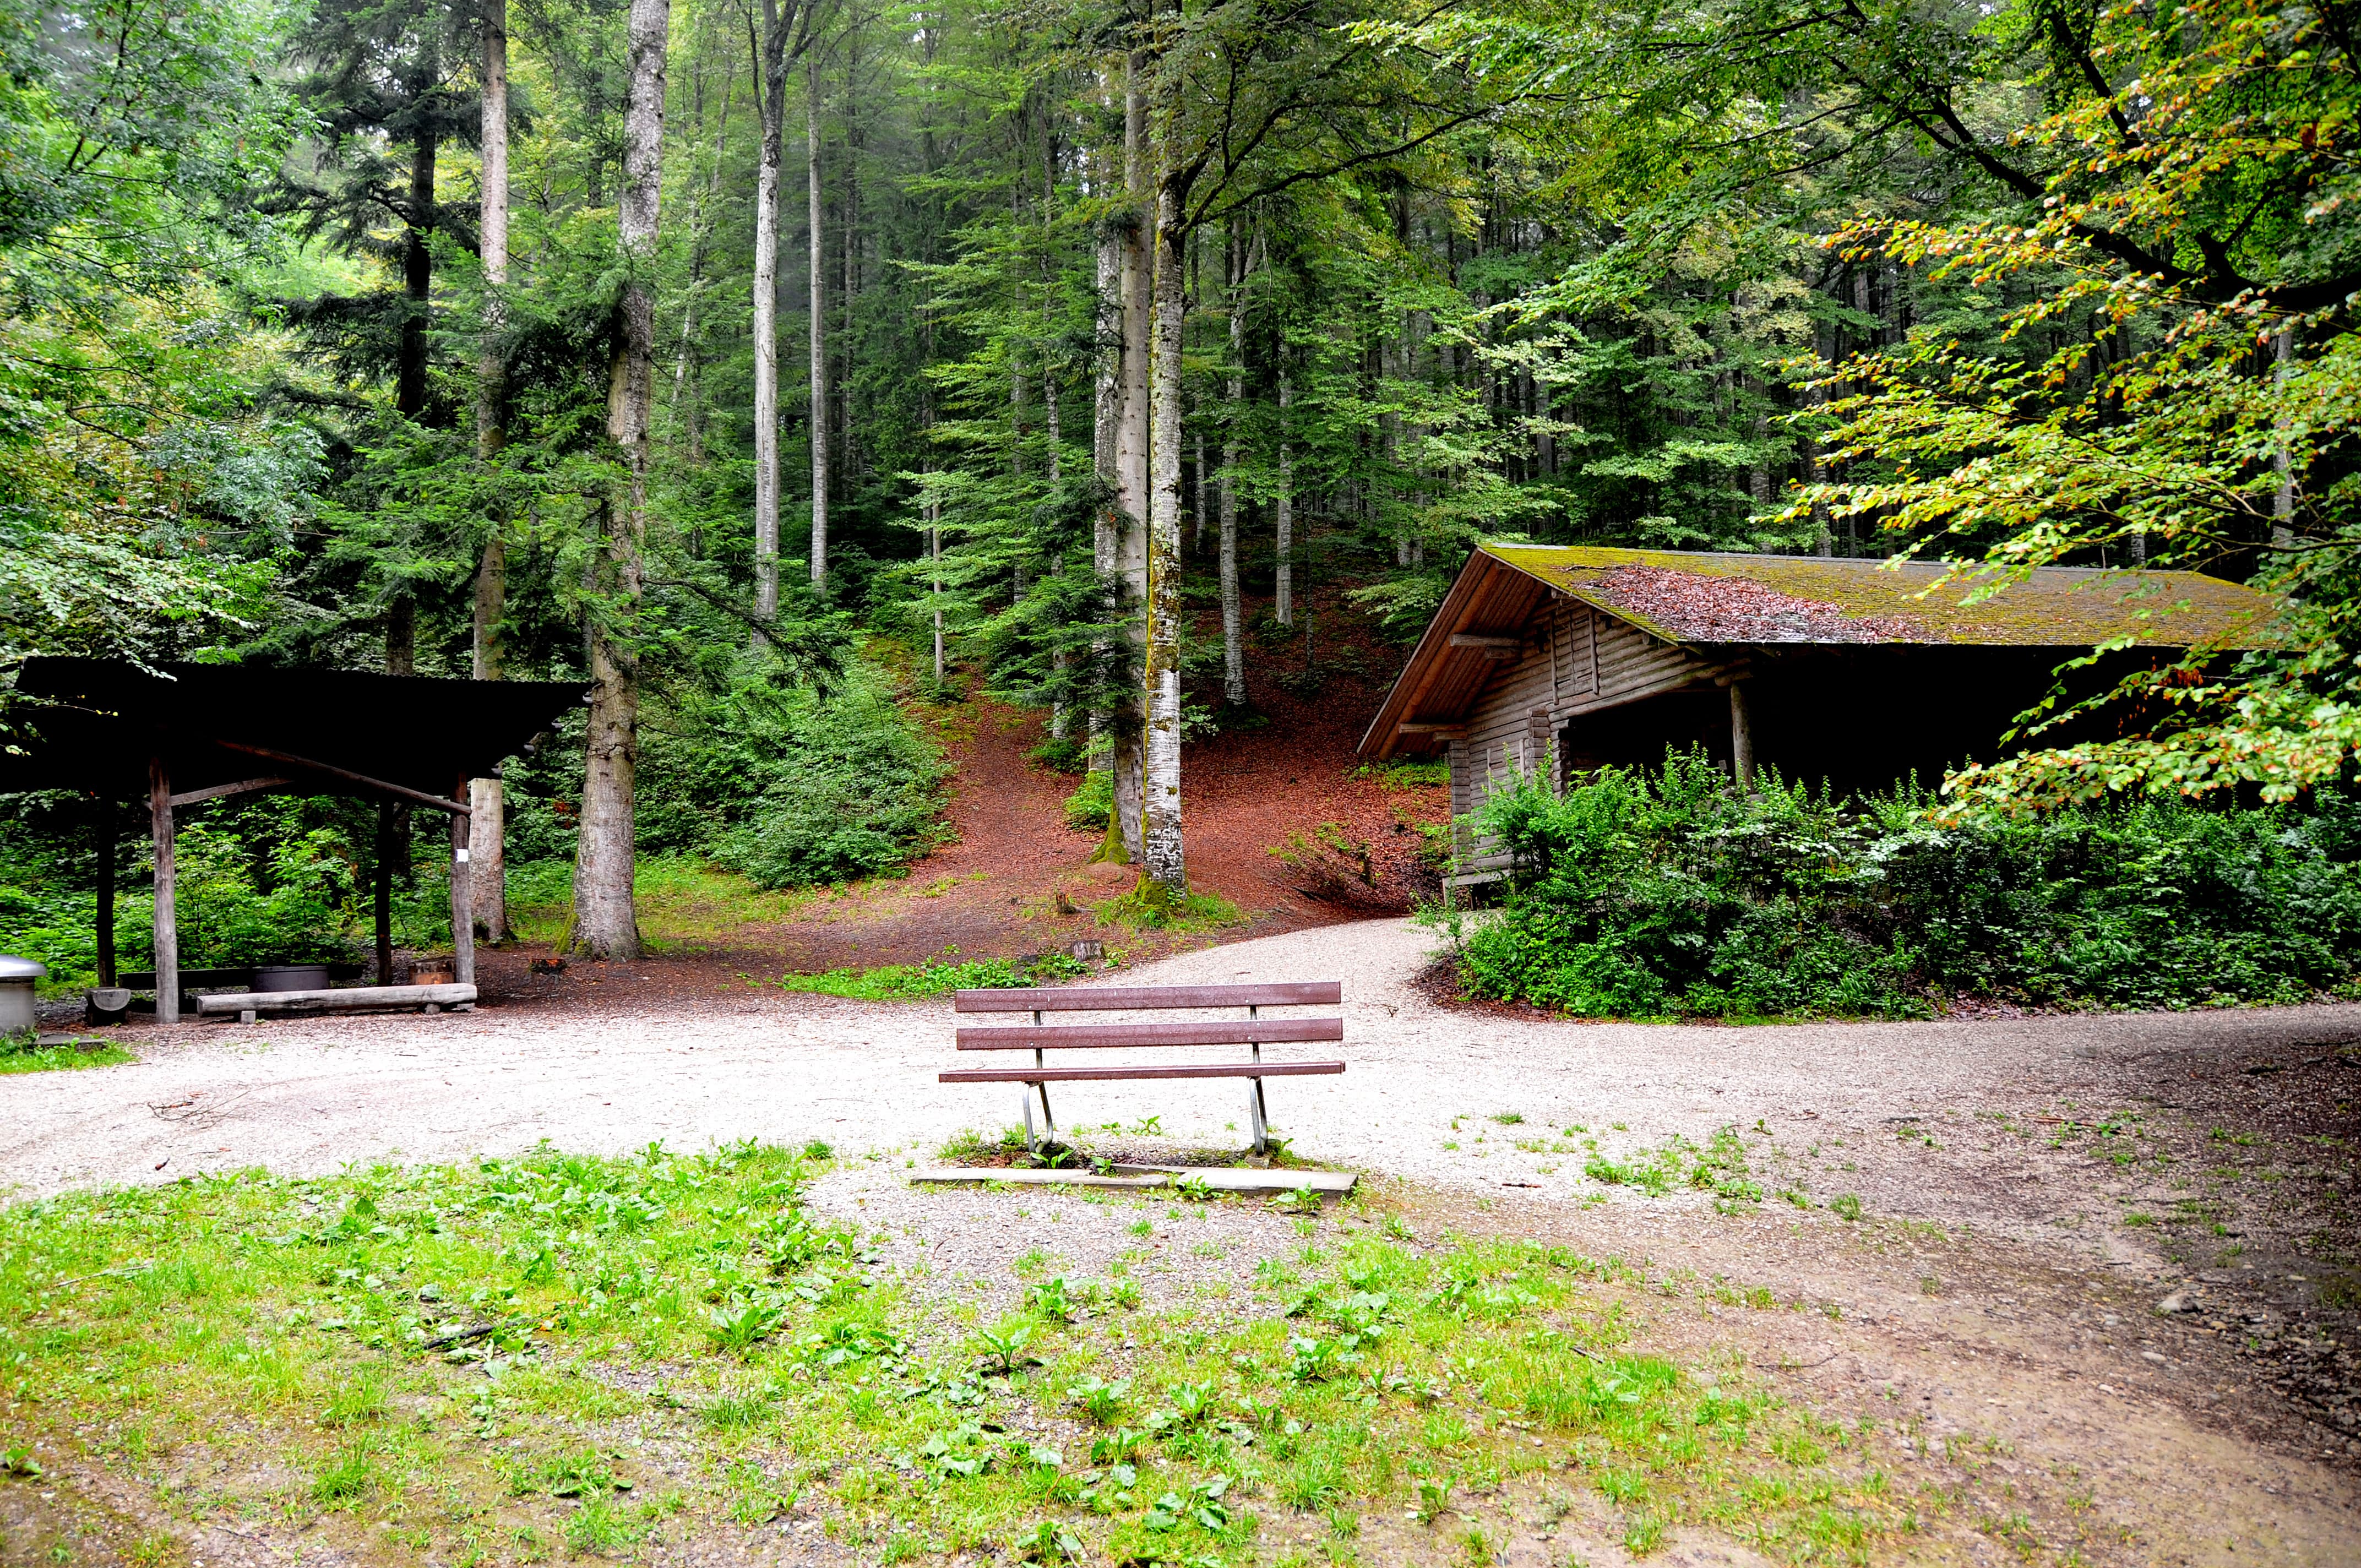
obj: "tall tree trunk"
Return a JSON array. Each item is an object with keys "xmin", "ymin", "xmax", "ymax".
[
  {"xmin": 1108, "ymin": 51, "xmax": 1151, "ymax": 866},
  {"xmin": 2272, "ymin": 324, "xmax": 2294, "ymax": 551},
  {"xmin": 839, "ymin": 44, "xmax": 859, "ymax": 483},
  {"xmin": 470, "ymin": 0, "xmax": 512, "ymax": 946},
  {"xmin": 573, "ymin": 0, "xmax": 668, "ymax": 961},
  {"xmin": 398, "ymin": 120, "xmax": 436, "ymax": 419},
  {"xmin": 1193, "ymin": 427, "xmax": 1207, "ymax": 557},
  {"xmin": 1275, "ymin": 368, "xmax": 1293, "ymax": 626},
  {"xmin": 1218, "ymin": 225, "xmax": 1244, "ymax": 705},
  {"xmin": 1141, "ymin": 95, "xmax": 1189, "ymax": 897},
  {"xmin": 1089, "ymin": 106, "xmax": 1123, "ymax": 785},
  {"xmin": 807, "ymin": 55, "xmax": 830, "ymax": 590},
  {"xmin": 389, "ymin": 64, "xmax": 432, "ymax": 913},
  {"xmin": 751, "ymin": 0, "xmax": 788, "ymax": 630}
]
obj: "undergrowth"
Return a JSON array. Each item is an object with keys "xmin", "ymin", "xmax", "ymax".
[
  {"xmin": 0, "ymin": 1143, "xmax": 1917, "ymax": 1564},
  {"xmin": 779, "ymin": 952, "xmax": 1090, "ymax": 1000},
  {"xmin": 1446, "ymin": 750, "xmax": 2361, "ymax": 1020},
  {"xmin": 0, "ymin": 1035, "xmax": 136, "ymax": 1074}
]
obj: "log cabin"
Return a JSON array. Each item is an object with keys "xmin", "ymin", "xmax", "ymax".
[{"xmin": 1357, "ymin": 545, "xmax": 2282, "ymax": 888}]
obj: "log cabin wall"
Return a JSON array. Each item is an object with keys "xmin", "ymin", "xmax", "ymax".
[{"xmin": 1448, "ymin": 595, "xmax": 1724, "ymax": 885}]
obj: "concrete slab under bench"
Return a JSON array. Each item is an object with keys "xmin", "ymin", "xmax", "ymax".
[{"xmin": 908, "ymin": 1164, "xmax": 1356, "ymax": 1195}]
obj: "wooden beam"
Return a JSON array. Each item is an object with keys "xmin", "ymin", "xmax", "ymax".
[
  {"xmin": 374, "ymin": 801, "xmax": 394, "ymax": 986},
  {"xmin": 209, "ymin": 739, "xmax": 467, "ymax": 816},
  {"xmin": 941, "ymin": 1061, "xmax": 1346, "ymax": 1084},
  {"xmin": 450, "ymin": 774, "xmax": 475, "ymax": 987},
  {"xmin": 955, "ymin": 980, "xmax": 1342, "ymax": 1013},
  {"xmin": 1448, "ymin": 633, "xmax": 1521, "ymax": 656},
  {"xmin": 194, "ymin": 983, "xmax": 477, "ymax": 1017},
  {"xmin": 167, "ymin": 776, "xmax": 295, "ymax": 808},
  {"xmin": 149, "ymin": 758, "xmax": 177, "ymax": 1026},
  {"xmin": 956, "ymin": 1019, "xmax": 1346, "ymax": 1051},
  {"xmin": 1395, "ymin": 722, "xmax": 1465, "ymax": 736},
  {"xmin": 94, "ymin": 800, "xmax": 115, "ymax": 990},
  {"xmin": 1730, "ymin": 681, "xmax": 1755, "ymax": 791}
]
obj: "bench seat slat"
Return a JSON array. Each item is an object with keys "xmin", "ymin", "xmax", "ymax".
[
  {"xmin": 940, "ymin": 1061, "xmax": 1345, "ymax": 1084},
  {"xmin": 955, "ymin": 1018, "xmax": 1342, "ymax": 1051},
  {"xmin": 953, "ymin": 981, "xmax": 1343, "ymax": 1013}
]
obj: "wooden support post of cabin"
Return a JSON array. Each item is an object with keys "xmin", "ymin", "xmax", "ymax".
[
  {"xmin": 374, "ymin": 801, "xmax": 394, "ymax": 986},
  {"xmin": 1729, "ymin": 680, "xmax": 1755, "ymax": 791},
  {"xmin": 449, "ymin": 778, "xmax": 475, "ymax": 988},
  {"xmin": 148, "ymin": 758, "xmax": 177, "ymax": 1025},
  {"xmin": 94, "ymin": 798, "xmax": 116, "ymax": 989}
]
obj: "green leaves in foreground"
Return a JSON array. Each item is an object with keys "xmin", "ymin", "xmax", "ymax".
[{"xmin": 0, "ymin": 1146, "xmax": 1914, "ymax": 1562}]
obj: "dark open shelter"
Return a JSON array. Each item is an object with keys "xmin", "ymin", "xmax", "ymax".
[
  {"xmin": 1362, "ymin": 546, "xmax": 2283, "ymax": 886},
  {"xmin": 1, "ymin": 658, "xmax": 586, "ymax": 1021}
]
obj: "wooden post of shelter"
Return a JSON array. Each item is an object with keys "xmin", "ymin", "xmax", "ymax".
[
  {"xmin": 1729, "ymin": 680, "xmax": 1755, "ymax": 792},
  {"xmin": 94, "ymin": 798, "xmax": 115, "ymax": 988},
  {"xmin": 449, "ymin": 777, "xmax": 474, "ymax": 987},
  {"xmin": 148, "ymin": 757, "xmax": 177, "ymax": 1025},
  {"xmin": 374, "ymin": 801, "xmax": 395, "ymax": 985}
]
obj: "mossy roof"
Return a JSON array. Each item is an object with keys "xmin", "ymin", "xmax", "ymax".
[{"xmin": 1481, "ymin": 545, "xmax": 2282, "ymax": 649}]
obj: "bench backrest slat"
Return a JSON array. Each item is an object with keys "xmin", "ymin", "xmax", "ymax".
[
  {"xmin": 953, "ymin": 981, "xmax": 1342, "ymax": 1012},
  {"xmin": 955, "ymin": 1018, "xmax": 1343, "ymax": 1051}
]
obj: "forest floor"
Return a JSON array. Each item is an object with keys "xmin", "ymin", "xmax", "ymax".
[
  {"xmin": 499, "ymin": 610, "xmax": 1446, "ymax": 997},
  {"xmin": 4, "ymin": 922, "xmax": 2358, "ymax": 1567}
]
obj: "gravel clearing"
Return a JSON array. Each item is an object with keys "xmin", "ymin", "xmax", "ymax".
[
  {"xmin": 6, "ymin": 915, "xmax": 2359, "ymax": 1563},
  {"xmin": 4, "ymin": 914, "xmax": 2356, "ymax": 1256}
]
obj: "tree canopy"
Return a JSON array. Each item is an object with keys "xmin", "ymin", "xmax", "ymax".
[{"xmin": 2, "ymin": 0, "xmax": 2353, "ymax": 932}]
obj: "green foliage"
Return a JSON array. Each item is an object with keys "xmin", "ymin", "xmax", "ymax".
[
  {"xmin": 3, "ymin": 1153, "xmax": 1919, "ymax": 1563},
  {"xmin": 778, "ymin": 952, "xmax": 1088, "ymax": 1001},
  {"xmin": 1092, "ymin": 886, "xmax": 1247, "ymax": 933},
  {"xmin": 638, "ymin": 663, "xmax": 951, "ymax": 889},
  {"xmin": 1063, "ymin": 770, "xmax": 1114, "ymax": 832},
  {"xmin": 1459, "ymin": 750, "xmax": 2361, "ymax": 1019},
  {"xmin": 0, "ymin": 797, "xmax": 407, "ymax": 993},
  {"xmin": 0, "ymin": 1037, "xmax": 137, "ymax": 1074}
]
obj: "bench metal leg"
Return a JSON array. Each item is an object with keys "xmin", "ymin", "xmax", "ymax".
[
  {"xmin": 1019, "ymin": 1081, "xmax": 1055, "ymax": 1151},
  {"xmin": 1247, "ymin": 1077, "xmax": 1270, "ymax": 1156}
]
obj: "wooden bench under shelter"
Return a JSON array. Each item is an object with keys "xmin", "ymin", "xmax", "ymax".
[
  {"xmin": 943, "ymin": 981, "xmax": 1345, "ymax": 1155},
  {"xmin": 0, "ymin": 657, "xmax": 584, "ymax": 1023}
]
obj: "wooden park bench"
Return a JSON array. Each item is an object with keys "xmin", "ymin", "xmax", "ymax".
[{"xmin": 943, "ymin": 981, "xmax": 1344, "ymax": 1155}]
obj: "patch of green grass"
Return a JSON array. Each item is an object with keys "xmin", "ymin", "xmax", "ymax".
[
  {"xmin": 1092, "ymin": 885, "xmax": 1247, "ymax": 933},
  {"xmin": 509, "ymin": 855, "xmax": 817, "ymax": 950},
  {"xmin": 780, "ymin": 952, "xmax": 1088, "ymax": 1000},
  {"xmin": 0, "ymin": 1041, "xmax": 136, "ymax": 1074},
  {"xmin": 0, "ymin": 1144, "xmax": 1917, "ymax": 1566},
  {"xmin": 1353, "ymin": 759, "xmax": 1450, "ymax": 790}
]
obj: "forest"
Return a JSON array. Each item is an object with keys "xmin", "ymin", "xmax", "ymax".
[{"xmin": 0, "ymin": 0, "xmax": 2352, "ymax": 976}]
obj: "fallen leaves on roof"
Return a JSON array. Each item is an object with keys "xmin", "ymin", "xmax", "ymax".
[{"xmin": 1585, "ymin": 565, "xmax": 1924, "ymax": 644}]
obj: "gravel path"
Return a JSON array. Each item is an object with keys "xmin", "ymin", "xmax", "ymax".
[{"xmin": 6, "ymin": 916, "xmax": 2356, "ymax": 1251}]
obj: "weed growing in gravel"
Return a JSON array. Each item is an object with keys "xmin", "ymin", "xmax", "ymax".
[
  {"xmin": 0, "ymin": 1038, "xmax": 136, "ymax": 1074},
  {"xmin": 2, "ymin": 1145, "xmax": 1920, "ymax": 1564}
]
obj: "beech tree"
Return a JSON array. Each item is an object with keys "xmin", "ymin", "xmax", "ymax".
[{"xmin": 570, "ymin": 0, "xmax": 672, "ymax": 960}]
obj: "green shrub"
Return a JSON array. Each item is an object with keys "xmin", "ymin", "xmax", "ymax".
[
  {"xmin": 1455, "ymin": 750, "xmax": 2361, "ymax": 1020},
  {"xmin": 638, "ymin": 662, "xmax": 951, "ymax": 888},
  {"xmin": 1063, "ymin": 770, "xmax": 1113, "ymax": 832}
]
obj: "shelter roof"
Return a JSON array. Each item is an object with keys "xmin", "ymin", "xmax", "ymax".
[
  {"xmin": 1357, "ymin": 545, "xmax": 2282, "ymax": 759},
  {"xmin": 0, "ymin": 658, "xmax": 587, "ymax": 803},
  {"xmin": 1484, "ymin": 545, "xmax": 2280, "ymax": 649}
]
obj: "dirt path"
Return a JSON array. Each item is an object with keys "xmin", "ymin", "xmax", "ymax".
[
  {"xmin": 543, "ymin": 633, "xmax": 1444, "ymax": 982},
  {"xmin": 8, "ymin": 918, "xmax": 2358, "ymax": 1564}
]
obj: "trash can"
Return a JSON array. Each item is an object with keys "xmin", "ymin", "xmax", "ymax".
[
  {"xmin": 0, "ymin": 955, "xmax": 46, "ymax": 1035},
  {"xmin": 254, "ymin": 964, "xmax": 330, "ymax": 993}
]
